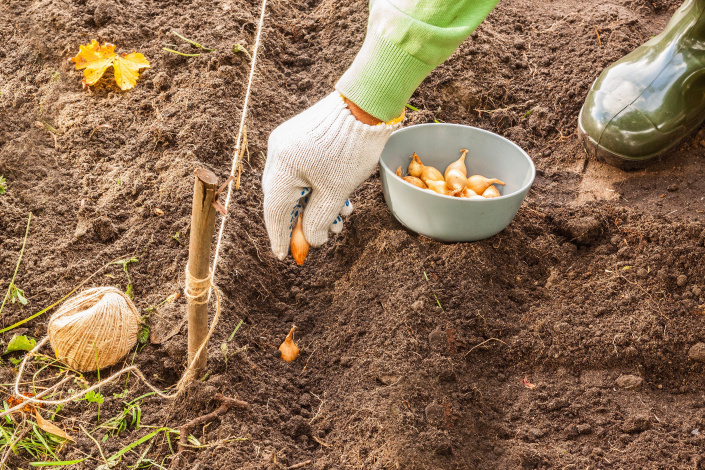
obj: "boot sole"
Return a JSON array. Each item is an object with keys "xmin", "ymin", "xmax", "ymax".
[
  {"xmin": 576, "ymin": 112, "xmax": 703, "ymax": 171},
  {"xmin": 577, "ymin": 128, "xmax": 652, "ymax": 170}
]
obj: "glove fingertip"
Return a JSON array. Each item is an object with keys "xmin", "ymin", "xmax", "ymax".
[
  {"xmin": 341, "ymin": 199, "xmax": 354, "ymax": 216},
  {"xmin": 329, "ymin": 215, "xmax": 343, "ymax": 234}
]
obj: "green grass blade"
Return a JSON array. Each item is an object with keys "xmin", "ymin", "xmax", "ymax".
[
  {"xmin": 172, "ymin": 31, "xmax": 215, "ymax": 51},
  {"xmin": 31, "ymin": 424, "xmax": 57, "ymax": 460},
  {"xmin": 162, "ymin": 48, "xmax": 200, "ymax": 57},
  {"xmin": 30, "ymin": 458, "xmax": 86, "ymax": 467},
  {"xmin": 107, "ymin": 427, "xmax": 170, "ymax": 461},
  {"xmin": 0, "ymin": 213, "xmax": 32, "ymax": 317},
  {"xmin": 228, "ymin": 319, "xmax": 243, "ymax": 342}
]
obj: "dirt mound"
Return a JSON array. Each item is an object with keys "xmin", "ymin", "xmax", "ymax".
[{"xmin": 1, "ymin": 0, "xmax": 704, "ymax": 468}]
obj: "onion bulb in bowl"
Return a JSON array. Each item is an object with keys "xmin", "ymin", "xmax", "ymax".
[
  {"xmin": 403, "ymin": 176, "xmax": 427, "ymax": 189},
  {"xmin": 408, "ymin": 153, "xmax": 423, "ymax": 177},
  {"xmin": 458, "ymin": 187, "xmax": 479, "ymax": 198},
  {"xmin": 395, "ymin": 165, "xmax": 427, "ymax": 189},
  {"xmin": 420, "ymin": 165, "xmax": 444, "ymax": 185},
  {"xmin": 466, "ymin": 175, "xmax": 505, "ymax": 195},
  {"xmin": 444, "ymin": 149, "xmax": 469, "ymax": 179},
  {"xmin": 426, "ymin": 180, "xmax": 450, "ymax": 195},
  {"xmin": 482, "ymin": 185, "xmax": 501, "ymax": 198}
]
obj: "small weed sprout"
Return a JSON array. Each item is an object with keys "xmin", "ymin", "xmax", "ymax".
[
  {"xmin": 8, "ymin": 284, "xmax": 27, "ymax": 306},
  {"xmin": 111, "ymin": 257, "xmax": 138, "ymax": 298},
  {"xmin": 233, "ymin": 43, "xmax": 253, "ymax": 60},
  {"xmin": 0, "ymin": 176, "xmax": 6, "ymax": 195}
]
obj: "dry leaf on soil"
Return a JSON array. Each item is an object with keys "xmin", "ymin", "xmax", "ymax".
[
  {"xmin": 70, "ymin": 40, "xmax": 150, "ymax": 90},
  {"xmin": 34, "ymin": 409, "xmax": 73, "ymax": 441}
]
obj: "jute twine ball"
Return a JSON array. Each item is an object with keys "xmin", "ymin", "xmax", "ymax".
[{"xmin": 48, "ymin": 287, "xmax": 141, "ymax": 372}]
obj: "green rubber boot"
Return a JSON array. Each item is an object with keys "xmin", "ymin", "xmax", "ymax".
[{"xmin": 578, "ymin": 0, "xmax": 705, "ymax": 169}]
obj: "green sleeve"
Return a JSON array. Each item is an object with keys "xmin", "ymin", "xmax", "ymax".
[{"xmin": 335, "ymin": 0, "xmax": 500, "ymax": 122}]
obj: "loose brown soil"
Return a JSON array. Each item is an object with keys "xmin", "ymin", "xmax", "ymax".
[{"xmin": 2, "ymin": 0, "xmax": 705, "ymax": 468}]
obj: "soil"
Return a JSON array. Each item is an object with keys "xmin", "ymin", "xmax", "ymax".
[{"xmin": 2, "ymin": 0, "xmax": 705, "ymax": 468}]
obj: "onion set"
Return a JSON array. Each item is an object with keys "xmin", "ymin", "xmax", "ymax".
[
  {"xmin": 290, "ymin": 213, "xmax": 309, "ymax": 265},
  {"xmin": 279, "ymin": 325, "xmax": 300, "ymax": 362},
  {"xmin": 397, "ymin": 149, "xmax": 505, "ymax": 200}
]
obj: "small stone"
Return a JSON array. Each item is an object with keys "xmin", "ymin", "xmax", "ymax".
[
  {"xmin": 497, "ymin": 373, "xmax": 506, "ymax": 382},
  {"xmin": 298, "ymin": 393, "xmax": 311, "ymax": 407},
  {"xmin": 411, "ymin": 299, "xmax": 424, "ymax": 312},
  {"xmin": 428, "ymin": 328, "xmax": 447, "ymax": 353},
  {"xmin": 434, "ymin": 441, "xmax": 453, "ymax": 456},
  {"xmin": 577, "ymin": 424, "xmax": 592, "ymax": 435},
  {"xmin": 677, "ymin": 275, "xmax": 688, "ymax": 287},
  {"xmin": 425, "ymin": 402, "xmax": 446, "ymax": 428},
  {"xmin": 616, "ymin": 246, "xmax": 632, "ymax": 260},
  {"xmin": 693, "ymin": 286, "xmax": 702, "ymax": 297},
  {"xmin": 636, "ymin": 268, "xmax": 648, "ymax": 278},
  {"xmin": 667, "ymin": 184, "xmax": 679, "ymax": 192},
  {"xmin": 565, "ymin": 424, "xmax": 579, "ymax": 438},
  {"xmin": 623, "ymin": 346, "xmax": 638, "ymax": 358},
  {"xmin": 438, "ymin": 369, "xmax": 457, "ymax": 383},
  {"xmin": 153, "ymin": 72, "xmax": 170, "ymax": 91},
  {"xmin": 616, "ymin": 374, "xmax": 644, "ymax": 390},
  {"xmin": 688, "ymin": 343, "xmax": 705, "ymax": 362},
  {"xmin": 564, "ymin": 216, "xmax": 603, "ymax": 245},
  {"xmin": 92, "ymin": 216, "xmax": 117, "ymax": 242},
  {"xmin": 93, "ymin": 1, "xmax": 114, "ymax": 27},
  {"xmin": 621, "ymin": 414, "xmax": 651, "ymax": 434}
]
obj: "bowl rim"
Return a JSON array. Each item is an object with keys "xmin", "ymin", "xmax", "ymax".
[{"xmin": 379, "ymin": 123, "xmax": 536, "ymax": 201}]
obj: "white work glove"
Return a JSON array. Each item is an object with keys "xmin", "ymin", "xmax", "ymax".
[{"xmin": 263, "ymin": 92, "xmax": 400, "ymax": 260}]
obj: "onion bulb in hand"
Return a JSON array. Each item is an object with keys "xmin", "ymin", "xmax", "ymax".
[{"xmin": 290, "ymin": 214, "xmax": 309, "ymax": 266}]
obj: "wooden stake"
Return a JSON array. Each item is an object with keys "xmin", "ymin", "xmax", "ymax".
[{"xmin": 186, "ymin": 169, "xmax": 218, "ymax": 379}]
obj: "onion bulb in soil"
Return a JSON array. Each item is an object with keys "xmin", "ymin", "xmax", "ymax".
[
  {"xmin": 279, "ymin": 325, "xmax": 299, "ymax": 362},
  {"xmin": 291, "ymin": 213, "xmax": 309, "ymax": 266},
  {"xmin": 408, "ymin": 153, "xmax": 423, "ymax": 177},
  {"xmin": 466, "ymin": 175, "xmax": 505, "ymax": 195},
  {"xmin": 482, "ymin": 185, "xmax": 501, "ymax": 198}
]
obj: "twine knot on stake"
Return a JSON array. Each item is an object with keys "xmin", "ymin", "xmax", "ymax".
[
  {"xmin": 48, "ymin": 287, "xmax": 141, "ymax": 372},
  {"xmin": 184, "ymin": 266, "xmax": 212, "ymax": 306}
]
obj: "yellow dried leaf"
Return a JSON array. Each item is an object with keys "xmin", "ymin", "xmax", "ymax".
[
  {"xmin": 34, "ymin": 409, "xmax": 73, "ymax": 441},
  {"xmin": 114, "ymin": 52, "xmax": 151, "ymax": 90},
  {"xmin": 70, "ymin": 40, "xmax": 149, "ymax": 90}
]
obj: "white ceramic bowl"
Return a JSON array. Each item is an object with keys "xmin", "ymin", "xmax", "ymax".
[{"xmin": 379, "ymin": 123, "xmax": 535, "ymax": 242}]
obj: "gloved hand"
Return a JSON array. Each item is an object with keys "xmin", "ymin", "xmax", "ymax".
[{"xmin": 263, "ymin": 92, "xmax": 400, "ymax": 260}]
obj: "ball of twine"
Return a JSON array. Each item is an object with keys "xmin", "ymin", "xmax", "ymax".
[{"xmin": 48, "ymin": 287, "xmax": 141, "ymax": 372}]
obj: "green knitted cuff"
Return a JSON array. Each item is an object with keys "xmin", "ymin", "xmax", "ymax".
[{"xmin": 335, "ymin": 32, "xmax": 435, "ymax": 122}]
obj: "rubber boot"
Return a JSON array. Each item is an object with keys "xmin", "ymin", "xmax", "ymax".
[{"xmin": 578, "ymin": 0, "xmax": 705, "ymax": 169}]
